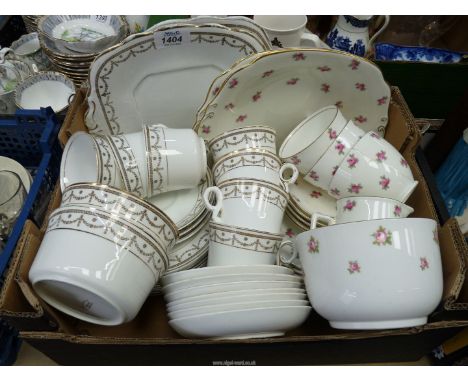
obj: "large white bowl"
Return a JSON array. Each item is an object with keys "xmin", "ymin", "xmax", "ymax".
[
  {"xmin": 296, "ymin": 218, "xmax": 443, "ymax": 330},
  {"xmin": 169, "ymin": 305, "xmax": 311, "ymax": 339}
]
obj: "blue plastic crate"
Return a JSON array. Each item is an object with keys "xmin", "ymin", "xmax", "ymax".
[
  {"xmin": 0, "ymin": 107, "xmax": 62, "ymax": 281},
  {"xmin": 0, "ymin": 107, "xmax": 61, "ymax": 366}
]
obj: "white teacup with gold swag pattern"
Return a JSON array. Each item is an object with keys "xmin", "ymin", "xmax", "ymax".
[
  {"xmin": 208, "ymin": 126, "xmax": 277, "ymax": 163},
  {"xmin": 203, "ymin": 178, "xmax": 289, "ymax": 234},
  {"xmin": 212, "ymin": 149, "xmax": 298, "ymax": 192},
  {"xmin": 207, "ymin": 221, "xmax": 297, "ymax": 267}
]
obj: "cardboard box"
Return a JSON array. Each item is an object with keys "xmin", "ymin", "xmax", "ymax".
[{"xmin": 1, "ymin": 87, "xmax": 467, "ymax": 365}]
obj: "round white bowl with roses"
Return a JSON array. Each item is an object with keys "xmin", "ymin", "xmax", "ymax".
[{"xmin": 296, "ymin": 218, "xmax": 443, "ymax": 330}]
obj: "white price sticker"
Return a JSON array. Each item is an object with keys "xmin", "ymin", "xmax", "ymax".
[
  {"xmin": 154, "ymin": 29, "xmax": 191, "ymax": 49},
  {"xmin": 93, "ymin": 15, "xmax": 111, "ymax": 24}
]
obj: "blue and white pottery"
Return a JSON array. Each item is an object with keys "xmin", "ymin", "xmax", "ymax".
[
  {"xmin": 326, "ymin": 15, "xmax": 390, "ymax": 56},
  {"xmin": 375, "ymin": 42, "xmax": 466, "ymax": 64}
]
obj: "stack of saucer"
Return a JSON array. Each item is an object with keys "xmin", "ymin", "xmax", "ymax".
[
  {"xmin": 161, "ymin": 265, "xmax": 310, "ymax": 339},
  {"xmin": 36, "ymin": 15, "xmax": 129, "ymax": 86},
  {"xmin": 22, "ymin": 16, "xmax": 42, "ymax": 33}
]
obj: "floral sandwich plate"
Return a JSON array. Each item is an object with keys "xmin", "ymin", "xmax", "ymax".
[
  {"xmin": 195, "ymin": 48, "xmax": 391, "ymax": 144},
  {"xmin": 85, "ymin": 24, "xmax": 267, "ymax": 135}
]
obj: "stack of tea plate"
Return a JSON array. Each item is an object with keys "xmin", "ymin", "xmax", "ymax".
[
  {"xmin": 22, "ymin": 16, "xmax": 42, "ymax": 33},
  {"xmin": 161, "ymin": 265, "xmax": 310, "ymax": 339},
  {"xmin": 37, "ymin": 15, "xmax": 129, "ymax": 86}
]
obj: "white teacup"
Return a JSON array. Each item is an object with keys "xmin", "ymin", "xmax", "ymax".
[
  {"xmin": 208, "ymin": 125, "xmax": 277, "ymax": 163},
  {"xmin": 304, "ymin": 120, "xmax": 364, "ymax": 190},
  {"xmin": 0, "ymin": 32, "xmax": 51, "ymax": 71},
  {"xmin": 279, "ymin": 106, "xmax": 347, "ymax": 175},
  {"xmin": 310, "ymin": 196, "xmax": 415, "ymax": 227},
  {"xmin": 203, "ymin": 178, "xmax": 289, "ymax": 234},
  {"xmin": 144, "ymin": 124, "xmax": 207, "ymax": 197},
  {"xmin": 212, "ymin": 149, "xmax": 298, "ymax": 191},
  {"xmin": 253, "ymin": 15, "xmax": 322, "ymax": 48},
  {"xmin": 328, "ymin": 147, "xmax": 418, "ymax": 202},
  {"xmin": 207, "ymin": 221, "xmax": 297, "ymax": 267}
]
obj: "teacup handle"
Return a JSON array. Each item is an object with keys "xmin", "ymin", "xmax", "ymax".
[
  {"xmin": 203, "ymin": 186, "xmax": 223, "ymax": 223},
  {"xmin": 279, "ymin": 163, "xmax": 299, "ymax": 193},
  {"xmin": 299, "ymin": 32, "xmax": 323, "ymax": 48},
  {"xmin": 276, "ymin": 239, "xmax": 297, "ymax": 266},
  {"xmin": 310, "ymin": 212, "xmax": 335, "ymax": 229}
]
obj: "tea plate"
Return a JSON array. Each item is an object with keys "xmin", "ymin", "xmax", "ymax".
[
  {"xmin": 163, "ymin": 264, "xmax": 294, "ymax": 285},
  {"xmin": 288, "ymin": 176, "xmax": 337, "ymax": 219},
  {"xmin": 86, "ymin": 24, "xmax": 266, "ymax": 135},
  {"xmin": 165, "ymin": 280, "xmax": 303, "ymax": 302},
  {"xmin": 169, "ymin": 299, "xmax": 310, "ymax": 320},
  {"xmin": 167, "ymin": 220, "xmax": 209, "ymax": 273},
  {"xmin": 195, "ymin": 48, "xmax": 391, "ymax": 144},
  {"xmin": 163, "ymin": 273, "xmax": 302, "ymax": 294},
  {"xmin": 169, "ymin": 305, "xmax": 311, "ymax": 339},
  {"xmin": 168, "ymin": 290, "xmax": 306, "ymax": 312}
]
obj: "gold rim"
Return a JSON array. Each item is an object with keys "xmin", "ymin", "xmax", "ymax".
[
  {"xmin": 213, "ymin": 148, "xmax": 281, "ymax": 173},
  {"xmin": 209, "ymin": 221, "xmax": 283, "ymax": 240},
  {"xmin": 217, "ymin": 177, "xmax": 289, "ymax": 200},
  {"xmin": 63, "ymin": 182, "xmax": 179, "ymax": 238},
  {"xmin": 208, "ymin": 125, "xmax": 276, "ymax": 149},
  {"xmin": 279, "ymin": 106, "xmax": 339, "ymax": 160},
  {"xmin": 194, "ymin": 47, "xmax": 390, "ymax": 133}
]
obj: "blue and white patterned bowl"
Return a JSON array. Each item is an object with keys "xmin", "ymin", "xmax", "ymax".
[{"xmin": 375, "ymin": 42, "xmax": 467, "ymax": 64}]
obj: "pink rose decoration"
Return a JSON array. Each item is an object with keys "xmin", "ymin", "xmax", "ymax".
[
  {"xmin": 321, "ymin": 83, "xmax": 330, "ymax": 93},
  {"xmin": 310, "ymin": 191, "xmax": 322, "ymax": 199},
  {"xmin": 420, "ymin": 257, "xmax": 429, "ymax": 271},
  {"xmin": 348, "ymin": 261, "xmax": 361, "ymax": 274},
  {"xmin": 349, "ymin": 59, "xmax": 360, "ymax": 70},
  {"xmin": 262, "ymin": 70, "xmax": 274, "ymax": 78},
  {"xmin": 347, "ymin": 154, "xmax": 359, "ymax": 168},
  {"xmin": 293, "ymin": 53, "xmax": 305, "ymax": 61},
  {"xmin": 343, "ymin": 200, "xmax": 356, "ymax": 211},
  {"xmin": 291, "ymin": 156, "xmax": 301, "ymax": 165},
  {"xmin": 401, "ymin": 158, "xmax": 409, "ymax": 168},
  {"xmin": 308, "ymin": 236, "xmax": 319, "ymax": 253},
  {"xmin": 377, "ymin": 96, "xmax": 388, "ymax": 105},
  {"xmin": 394, "ymin": 205, "xmax": 402, "ymax": 217},
  {"xmin": 328, "ymin": 128, "xmax": 337, "ymax": 140},
  {"xmin": 287, "ymin": 78, "xmax": 299, "ymax": 85},
  {"xmin": 376, "ymin": 150, "xmax": 387, "ymax": 162},
  {"xmin": 309, "ymin": 171, "xmax": 319, "ymax": 181},
  {"xmin": 252, "ymin": 91, "xmax": 262, "ymax": 102},
  {"xmin": 379, "ymin": 176, "xmax": 390, "ymax": 190},
  {"xmin": 335, "ymin": 141, "xmax": 346, "ymax": 154},
  {"xmin": 348, "ymin": 183, "xmax": 362, "ymax": 194},
  {"xmin": 228, "ymin": 78, "xmax": 238, "ymax": 88},
  {"xmin": 330, "ymin": 188, "xmax": 340, "ymax": 196},
  {"xmin": 372, "ymin": 226, "xmax": 393, "ymax": 246},
  {"xmin": 202, "ymin": 125, "xmax": 210, "ymax": 134}
]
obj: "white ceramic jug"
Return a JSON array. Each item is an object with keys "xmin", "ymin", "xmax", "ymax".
[{"xmin": 326, "ymin": 15, "xmax": 390, "ymax": 56}]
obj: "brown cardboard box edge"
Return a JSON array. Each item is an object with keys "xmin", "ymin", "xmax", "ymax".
[{"xmin": 1, "ymin": 86, "xmax": 467, "ymax": 364}]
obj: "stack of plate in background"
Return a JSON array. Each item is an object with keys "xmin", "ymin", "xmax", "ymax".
[
  {"xmin": 36, "ymin": 16, "xmax": 129, "ymax": 87},
  {"xmin": 22, "ymin": 16, "xmax": 42, "ymax": 33}
]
